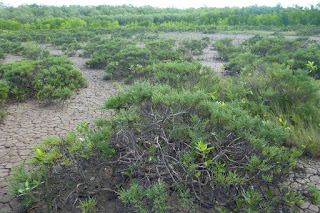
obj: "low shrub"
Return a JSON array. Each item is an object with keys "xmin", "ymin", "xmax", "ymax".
[
  {"xmin": 217, "ymin": 63, "xmax": 320, "ymax": 155},
  {"xmin": 19, "ymin": 42, "xmax": 50, "ymax": 60},
  {"xmin": 105, "ymin": 45, "xmax": 151, "ymax": 79},
  {"xmin": 0, "ymin": 56, "xmax": 87, "ymax": 101},
  {"xmin": 84, "ymin": 38, "xmax": 133, "ymax": 69},
  {"xmin": 0, "ymin": 79, "xmax": 9, "ymax": 103},
  {"xmin": 0, "ymin": 39, "xmax": 23, "ymax": 57},
  {"xmin": 214, "ymin": 35, "xmax": 320, "ymax": 78},
  {"xmin": 213, "ymin": 37, "xmax": 241, "ymax": 61},
  {"xmin": 179, "ymin": 37, "xmax": 210, "ymax": 55},
  {"xmin": 102, "ymin": 82, "xmax": 302, "ymax": 212},
  {"xmin": 9, "ymin": 81, "xmax": 304, "ymax": 212}
]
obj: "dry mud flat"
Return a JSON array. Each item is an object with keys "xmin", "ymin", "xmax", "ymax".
[
  {"xmin": 0, "ymin": 49, "xmax": 119, "ymax": 212},
  {"xmin": 0, "ymin": 33, "xmax": 320, "ymax": 212}
]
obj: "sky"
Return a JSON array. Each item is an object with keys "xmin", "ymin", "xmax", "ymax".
[{"xmin": 0, "ymin": 0, "xmax": 318, "ymax": 8}]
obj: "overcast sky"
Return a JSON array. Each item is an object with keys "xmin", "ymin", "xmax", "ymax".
[{"xmin": 1, "ymin": 0, "xmax": 318, "ymax": 8}]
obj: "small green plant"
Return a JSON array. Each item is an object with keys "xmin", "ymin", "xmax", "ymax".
[
  {"xmin": 193, "ymin": 140, "xmax": 214, "ymax": 160},
  {"xmin": 242, "ymin": 186, "xmax": 262, "ymax": 212},
  {"xmin": 215, "ymin": 207, "xmax": 228, "ymax": 213},
  {"xmin": 33, "ymin": 148, "xmax": 50, "ymax": 213},
  {"xmin": 118, "ymin": 179, "xmax": 171, "ymax": 213},
  {"xmin": 0, "ymin": 80, "xmax": 9, "ymax": 103},
  {"xmin": 8, "ymin": 163, "xmax": 42, "ymax": 208},
  {"xmin": 306, "ymin": 184, "xmax": 320, "ymax": 205},
  {"xmin": 306, "ymin": 61, "xmax": 319, "ymax": 78},
  {"xmin": 77, "ymin": 197, "xmax": 98, "ymax": 213}
]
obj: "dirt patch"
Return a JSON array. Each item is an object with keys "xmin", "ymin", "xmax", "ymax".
[{"xmin": 0, "ymin": 54, "xmax": 23, "ymax": 64}]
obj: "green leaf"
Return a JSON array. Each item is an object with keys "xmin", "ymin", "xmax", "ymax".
[
  {"xmin": 195, "ymin": 171, "xmax": 201, "ymax": 178},
  {"xmin": 204, "ymin": 159, "xmax": 211, "ymax": 166},
  {"xmin": 36, "ymin": 148, "xmax": 44, "ymax": 158}
]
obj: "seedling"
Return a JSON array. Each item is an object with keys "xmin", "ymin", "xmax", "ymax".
[{"xmin": 194, "ymin": 140, "xmax": 214, "ymax": 160}]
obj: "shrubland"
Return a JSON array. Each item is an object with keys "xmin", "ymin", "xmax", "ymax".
[
  {"xmin": 6, "ymin": 33, "xmax": 320, "ymax": 212},
  {"xmin": 1, "ymin": 4, "xmax": 319, "ymax": 211}
]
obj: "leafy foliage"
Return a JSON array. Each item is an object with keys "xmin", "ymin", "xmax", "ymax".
[
  {"xmin": 118, "ymin": 179, "xmax": 171, "ymax": 213},
  {"xmin": 214, "ymin": 36, "xmax": 320, "ymax": 155},
  {"xmin": 0, "ymin": 38, "xmax": 23, "ymax": 58},
  {"xmin": 105, "ymin": 45, "xmax": 151, "ymax": 79},
  {"xmin": 214, "ymin": 35, "xmax": 320, "ymax": 77},
  {"xmin": 1, "ymin": 4, "xmax": 320, "ymax": 31},
  {"xmin": 178, "ymin": 37, "xmax": 210, "ymax": 55},
  {"xmin": 0, "ymin": 79, "xmax": 8, "ymax": 103},
  {"xmin": 103, "ymin": 81, "xmax": 302, "ymax": 212},
  {"xmin": 0, "ymin": 56, "xmax": 87, "ymax": 101},
  {"xmin": 84, "ymin": 38, "xmax": 134, "ymax": 69},
  {"xmin": 19, "ymin": 42, "xmax": 50, "ymax": 60}
]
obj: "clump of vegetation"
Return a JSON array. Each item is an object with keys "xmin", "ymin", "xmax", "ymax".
[
  {"xmin": 306, "ymin": 184, "xmax": 320, "ymax": 205},
  {"xmin": 214, "ymin": 35, "xmax": 320, "ymax": 77},
  {"xmin": 0, "ymin": 79, "xmax": 9, "ymax": 103},
  {"xmin": 178, "ymin": 37, "xmax": 210, "ymax": 55},
  {"xmin": 9, "ymin": 80, "xmax": 305, "ymax": 212},
  {"xmin": 77, "ymin": 197, "xmax": 98, "ymax": 213},
  {"xmin": 118, "ymin": 179, "xmax": 172, "ymax": 213},
  {"xmin": 8, "ymin": 120, "xmax": 114, "ymax": 211},
  {"xmin": 213, "ymin": 37, "xmax": 240, "ymax": 61},
  {"xmin": 0, "ymin": 38, "xmax": 24, "ymax": 58},
  {"xmin": 214, "ymin": 36, "xmax": 320, "ymax": 156},
  {"xmin": 105, "ymin": 45, "xmax": 152, "ymax": 80},
  {"xmin": 84, "ymin": 38, "xmax": 134, "ymax": 69},
  {"xmin": 0, "ymin": 55, "xmax": 87, "ymax": 101},
  {"xmin": 19, "ymin": 42, "xmax": 50, "ymax": 60},
  {"xmin": 0, "ymin": 79, "xmax": 8, "ymax": 121}
]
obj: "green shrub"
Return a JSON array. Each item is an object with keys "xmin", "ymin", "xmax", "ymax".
[
  {"xmin": 0, "ymin": 80, "xmax": 9, "ymax": 103},
  {"xmin": 0, "ymin": 55, "xmax": 87, "ymax": 101},
  {"xmin": 19, "ymin": 42, "xmax": 50, "ymax": 60},
  {"xmin": 7, "ymin": 164, "xmax": 43, "ymax": 207},
  {"xmin": 202, "ymin": 26, "xmax": 217, "ymax": 34},
  {"xmin": 84, "ymin": 38, "xmax": 133, "ymax": 69},
  {"xmin": 0, "ymin": 39, "xmax": 23, "ymax": 55},
  {"xmin": 103, "ymin": 81, "xmax": 302, "ymax": 212},
  {"xmin": 77, "ymin": 197, "xmax": 98, "ymax": 213},
  {"xmin": 215, "ymin": 36, "xmax": 320, "ymax": 78},
  {"xmin": 118, "ymin": 179, "xmax": 171, "ymax": 213},
  {"xmin": 224, "ymin": 52, "xmax": 259, "ymax": 75},
  {"xmin": 217, "ymin": 62, "xmax": 320, "ymax": 155},
  {"xmin": 213, "ymin": 37, "xmax": 240, "ymax": 61},
  {"xmin": 145, "ymin": 39, "xmax": 176, "ymax": 52},
  {"xmin": 179, "ymin": 37, "xmax": 210, "ymax": 55},
  {"xmin": 132, "ymin": 61, "xmax": 218, "ymax": 90},
  {"xmin": 105, "ymin": 45, "xmax": 151, "ymax": 79},
  {"xmin": 306, "ymin": 184, "xmax": 320, "ymax": 205}
]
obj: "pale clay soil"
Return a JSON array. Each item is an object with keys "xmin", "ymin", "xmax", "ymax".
[{"xmin": 0, "ymin": 33, "xmax": 320, "ymax": 212}]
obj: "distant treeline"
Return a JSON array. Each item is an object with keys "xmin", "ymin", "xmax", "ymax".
[{"xmin": 0, "ymin": 3, "xmax": 319, "ymax": 30}]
